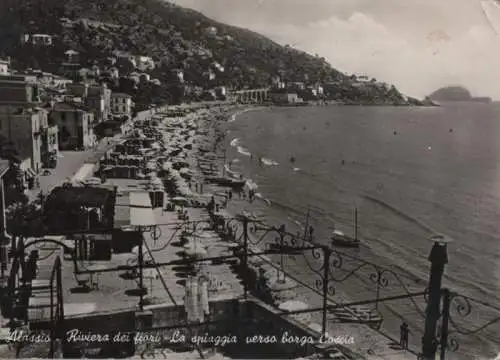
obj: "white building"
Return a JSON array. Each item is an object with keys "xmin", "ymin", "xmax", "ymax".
[
  {"xmin": 0, "ymin": 59, "xmax": 9, "ymax": 75},
  {"xmin": 356, "ymin": 75, "xmax": 371, "ymax": 83},
  {"xmin": 135, "ymin": 56, "xmax": 155, "ymax": 71},
  {"xmin": 21, "ymin": 34, "xmax": 53, "ymax": 46},
  {"xmin": 110, "ymin": 93, "xmax": 133, "ymax": 117},
  {"xmin": 203, "ymin": 69, "xmax": 216, "ymax": 81},
  {"xmin": 64, "ymin": 50, "xmax": 79, "ymax": 63},
  {"xmin": 172, "ymin": 69, "xmax": 184, "ymax": 83},
  {"xmin": 204, "ymin": 26, "xmax": 218, "ymax": 37},
  {"xmin": 213, "ymin": 62, "xmax": 224, "ymax": 73}
]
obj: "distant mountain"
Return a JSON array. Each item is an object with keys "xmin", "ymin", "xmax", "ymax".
[{"xmin": 429, "ymin": 86, "xmax": 492, "ymax": 103}]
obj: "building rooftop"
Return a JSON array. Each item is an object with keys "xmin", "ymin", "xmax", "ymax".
[
  {"xmin": 41, "ymin": 185, "xmax": 117, "ymax": 234},
  {"xmin": 52, "ymin": 102, "xmax": 87, "ymax": 112},
  {"xmin": 0, "ymin": 74, "xmax": 37, "ymax": 83},
  {"xmin": 111, "ymin": 92, "xmax": 132, "ymax": 98},
  {"xmin": 44, "ymin": 186, "xmax": 115, "ymax": 209},
  {"xmin": 270, "ymin": 88, "xmax": 297, "ymax": 95}
]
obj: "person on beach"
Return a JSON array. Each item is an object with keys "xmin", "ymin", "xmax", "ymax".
[
  {"xmin": 208, "ymin": 196, "xmax": 215, "ymax": 213},
  {"xmin": 400, "ymin": 322, "xmax": 409, "ymax": 350}
]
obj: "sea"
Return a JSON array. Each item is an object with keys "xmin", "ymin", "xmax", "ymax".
[{"xmin": 224, "ymin": 103, "xmax": 500, "ymax": 359}]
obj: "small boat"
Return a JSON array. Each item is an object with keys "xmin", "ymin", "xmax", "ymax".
[
  {"xmin": 330, "ymin": 230, "xmax": 360, "ymax": 248},
  {"xmin": 205, "ymin": 176, "xmax": 246, "ymax": 189},
  {"xmin": 330, "ymin": 208, "xmax": 360, "ymax": 248}
]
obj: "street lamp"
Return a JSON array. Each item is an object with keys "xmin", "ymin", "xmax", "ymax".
[{"xmin": 421, "ymin": 234, "xmax": 451, "ymax": 360}]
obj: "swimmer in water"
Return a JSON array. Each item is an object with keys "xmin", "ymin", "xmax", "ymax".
[{"xmin": 290, "ymin": 156, "xmax": 296, "ymax": 164}]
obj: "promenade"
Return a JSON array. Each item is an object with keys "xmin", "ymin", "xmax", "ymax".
[{"xmin": 24, "ymin": 178, "xmax": 245, "ymax": 317}]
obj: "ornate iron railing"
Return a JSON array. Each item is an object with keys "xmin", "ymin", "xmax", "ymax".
[{"xmin": 7, "ymin": 214, "xmax": 500, "ymax": 359}]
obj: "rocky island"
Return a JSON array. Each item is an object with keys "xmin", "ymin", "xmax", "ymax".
[{"xmin": 429, "ymin": 86, "xmax": 492, "ymax": 103}]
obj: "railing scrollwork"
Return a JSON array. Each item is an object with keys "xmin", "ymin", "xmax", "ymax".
[{"xmin": 447, "ymin": 292, "xmax": 500, "ymax": 336}]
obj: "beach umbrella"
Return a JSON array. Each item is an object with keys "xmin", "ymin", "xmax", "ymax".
[
  {"xmin": 267, "ymin": 276, "xmax": 298, "ymax": 291},
  {"xmin": 171, "ymin": 196, "xmax": 188, "ymax": 204},
  {"xmin": 184, "ymin": 246, "xmax": 207, "ymax": 258},
  {"xmin": 223, "ymin": 242, "xmax": 240, "ymax": 249},
  {"xmin": 278, "ymin": 300, "xmax": 309, "ymax": 312},
  {"xmin": 84, "ymin": 177, "xmax": 102, "ymax": 185},
  {"xmin": 143, "ymin": 268, "xmax": 158, "ymax": 280},
  {"xmin": 193, "ymin": 232, "xmax": 216, "ymax": 239},
  {"xmin": 308, "ymin": 323, "xmax": 322, "ymax": 333},
  {"xmin": 150, "ymin": 177, "xmax": 163, "ymax": 187}
]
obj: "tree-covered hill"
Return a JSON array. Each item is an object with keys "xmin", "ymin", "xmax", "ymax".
[{"xmin": 0, "ymin": 0, "xmax": 417, "ymax": 105}]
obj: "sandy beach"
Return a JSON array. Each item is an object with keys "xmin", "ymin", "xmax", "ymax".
[{"xmin": 143, "ymin": 103, "xmax": 416, "ymax": 359}]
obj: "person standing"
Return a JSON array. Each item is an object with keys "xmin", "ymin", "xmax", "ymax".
[{"xmin": 400, "ymin": 322, "xmax": 409, "ymax": 350}]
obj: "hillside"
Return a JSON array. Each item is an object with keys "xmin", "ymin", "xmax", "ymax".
[
  {"xmin": 429, "ymin": 86, "xmax": 492, "ymax": 103},
  {"xmin": 0, "ymin": 0, "xmax": 417, "ymax": 106}
]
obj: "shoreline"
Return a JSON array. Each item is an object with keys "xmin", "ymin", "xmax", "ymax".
[
  {"xmin": 205, "ymin": 106, "xmax": 421, "ymax": 359},
  {"xmin": 215, "ymin": 104, "xmax": 500, "ymax": 360}
]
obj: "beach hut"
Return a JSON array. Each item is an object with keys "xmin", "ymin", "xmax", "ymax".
[{"xmin": 147, "ymin": 176, "xmax": 164, "ymax": 208}]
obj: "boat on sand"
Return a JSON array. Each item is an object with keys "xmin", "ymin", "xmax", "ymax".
[
  {"xmin": 205, "ymin": 176, "xmax": 246, "ymax": 189},
  {"xmin": 330, "ymin": 208, "xmax": 360, "ymax": 248}
]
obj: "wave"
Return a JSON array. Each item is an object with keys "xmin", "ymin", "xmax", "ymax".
[
  {"xmin": 362, "ymin": 194, "xmax": 435, "ymax": 234},
  {"xmin": 237, "ymin": 146, "xmax": 252, "ymax": 157},
  {"xmin": 261, "ymin": 157, "xmax": 279, "ymax": 166},
  {"xmin": 224, "ymin": 164, "xmax": 239, "ymax": 178},
  {"xmin": 228, "ymin": 107, "xmax": 261, "ymax": 123},
  {"xmin": 230, "ymin": 137, "xmax": 240, "ymax": 147},
  {"xmin": 255, "ymin": 192, "xmax": 272, "ymax": 205},
  {"xmin": 241, "ymin": 178, "xmax": 271, "ymax": 205},
  {"xmin": 245, "ymin": 179, "xmax": 258, "ymax": 190},
  {"xmin": 229, "ymin": 113, "xmax": 238, "ymax": 123},
  {"xmin": 292, "ymin": 167, "xmax": 301, "ymax": 172},
  {"xmin": 266, "ymin": 198, "xmax": 309, "ymax": 219}
]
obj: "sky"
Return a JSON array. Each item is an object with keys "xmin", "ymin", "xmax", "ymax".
[{"xmin": 169, "ymin": 0, "xmax": 500, "ymax": 99}]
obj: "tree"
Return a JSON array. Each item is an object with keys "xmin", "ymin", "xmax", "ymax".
[{"xmin": 0, "ymin": 134, "xmax": 20, "ymax": 163}]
